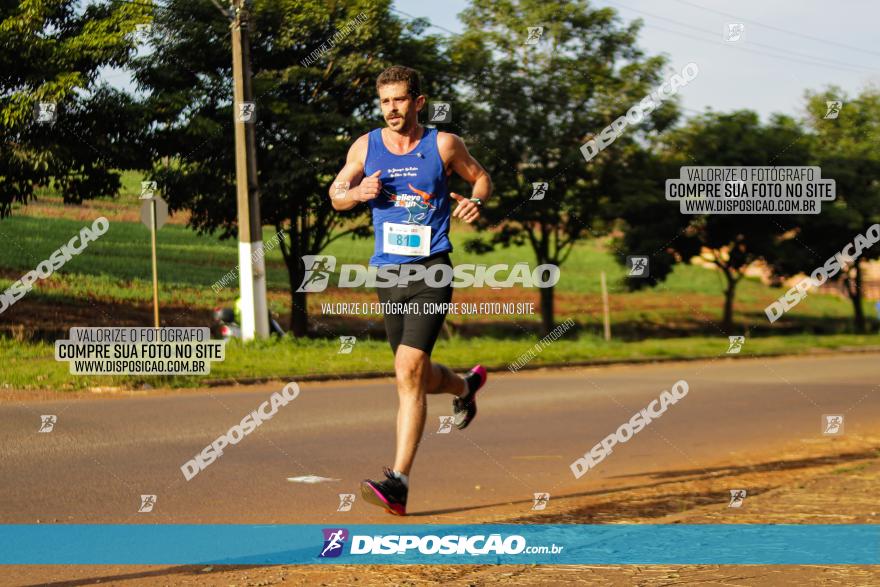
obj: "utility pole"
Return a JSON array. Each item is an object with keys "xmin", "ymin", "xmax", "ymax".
[
  {"xmin": 600, "ymin": 271, "xmax": 611, "ymax": 341},
  {"xmin": 149, "ymin": 198, "xmax": 160, "ymax": 328},
  {"xmin": 231, "ymin": 0, "xmax": 269, "ymax": 340}
]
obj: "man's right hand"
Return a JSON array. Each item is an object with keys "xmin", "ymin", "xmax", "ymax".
[{"xmin": 355, "ymin": 170, "xmax": 382, "ymax": 202}]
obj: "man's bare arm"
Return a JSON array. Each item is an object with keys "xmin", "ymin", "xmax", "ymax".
[
  {"xmin": 329, "ymin": 134, "xmax": 377, "ymax": 211},
  {"xmin": 438, "ymin": 132, "xmax": 492, "ymax": 223}
]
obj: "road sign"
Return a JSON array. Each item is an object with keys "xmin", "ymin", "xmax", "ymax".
[{"xmin": 140, "ymin": 197, "xmax": 168, "ymax": 230}]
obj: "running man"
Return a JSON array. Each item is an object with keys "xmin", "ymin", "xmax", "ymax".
[{"xmin": 329, "ymin": 65, "xmax": 492, "ymax": 516}]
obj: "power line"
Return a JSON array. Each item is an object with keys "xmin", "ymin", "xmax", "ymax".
[
  {"xmin": 636, "ymin": 20, "xmax": 876, "ymax": 76},
  {"xmin": 393, "ymin": 2, "xmax": 877, "ymax": 77},
  {"xmin": 671, "ymin": 0, "xmax": 880, "ymax": 58},
  {"xmin": 208, "ymin": 0, "xmax": 234, "ymax": 21},
  {"xmin": 606, "ymin": 0, "xmax": 880, "ymax": 75},
  {"xmin": 390, "ymin": 7, "xmax": 460, "ymax": 36}
]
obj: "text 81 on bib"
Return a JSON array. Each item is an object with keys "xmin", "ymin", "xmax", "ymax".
[{"xmin": 383, "ymin": 222, "xmax": 431, "ymax": 256}]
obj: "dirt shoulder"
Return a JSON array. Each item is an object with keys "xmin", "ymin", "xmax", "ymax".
[{"xmin": 5, "ymin": 433, "xmax": 879, "ymax": 586}]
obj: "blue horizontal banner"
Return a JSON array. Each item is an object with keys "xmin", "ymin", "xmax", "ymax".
[{"xmin": 1, "ymin": 524, "xmax": 876, "ymax": 565}]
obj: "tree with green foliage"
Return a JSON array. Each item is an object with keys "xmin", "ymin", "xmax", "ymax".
[
  {"xmin": 0, "ymin": 0, "xmax": 148, "ymax": 219},
  {"xmin": 135, "ymin": 0, "xmax": 452, "ymax": 336},
  {"xmin": 614, "ymin": 111, "xmax": 810, "ymax": 333},
  {"xmin": 764, "ymin": 87, "xmax": 880, "ymax": 333},
  {"xmin": 448, "ymin": 0, "xmax": 676, "ymax": 335}
]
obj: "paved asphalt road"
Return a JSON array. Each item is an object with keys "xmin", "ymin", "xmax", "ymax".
[{"xmin": 1, "ymin": 353, "xmax": 878, "ymax": 525}]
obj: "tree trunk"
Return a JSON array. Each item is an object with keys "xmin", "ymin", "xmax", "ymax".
[
  {"xmin": 276, "ymin": 219, "xmax": 311, "ymax": 338},
  {"xmin": 722, "ymin": 275, "xmax": 738, "ymax": 334},
  {"xmin": 539, "ymin": 284, "xmax": 555, "ymax": 337},
  {"xmin": 290, "ymin": 290, "xmax": 309, "ymax": 337},
  {"xmin": 284, "ymin": 255, "xmax": 309, "ymax": 337},
  {"xmin": 848, "ymin": 261, "xmax": 866, "ymax": 334}
]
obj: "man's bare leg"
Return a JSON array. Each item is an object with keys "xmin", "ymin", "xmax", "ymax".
[
  {"xmin": 426, "ymin": 362, "xmax": 468, "ymax": 396},
  {"xmin": 393, "ymin": 345, "xmax": 474, "ymax": 475},
  {"xmin": 362, "ymin": 343, "xmax": 486, "ymax": 515}
]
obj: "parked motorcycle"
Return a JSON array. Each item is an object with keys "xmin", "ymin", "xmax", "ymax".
[{"xmin": 211, "ymin": 304, "xmax": 284, "ymax": 340}]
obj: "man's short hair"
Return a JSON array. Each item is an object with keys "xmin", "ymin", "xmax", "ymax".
[{"xmin": 376, "ymin": 65, "xmax": 421, "ymax": 98}]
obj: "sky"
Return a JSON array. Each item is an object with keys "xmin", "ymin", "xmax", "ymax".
[
  {"xmin": 392, "ymin": 0, "xmax": 880, "ymax": 121},
  {"xmin": 98, "ymin": 0, "xmax": 880, "ymax": 123}
]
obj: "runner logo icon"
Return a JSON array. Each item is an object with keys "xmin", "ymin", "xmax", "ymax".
[
  {"xmin": 436, "ymin": 416, "xmax": 454, "ymax": 434},
  {"xmin": 38, "ymin": 415, "xmax": 57, "ymax": 433},
  {"xmin": 332, "ymin": 181, "xmax": 350, "ymax": 200},
  {"xmin": 338, "ymin": 336, "xmax": 357, "ymax": 354},
  {"xmin": 319, "ymin": 528, "xmax": 349, "ymax": 558},
  {"xmin": 525, "ymin": 26, "xmax": 544, "ymax": 45},
  {"xmin": 35, "ymin": 101, "xmax": 57, "ymax": 124},
  {"xmin": 532, "ymin": 493, "xmax": 550, "ymax": 510},
  {"xmin": 727, "ymin": 489, "xmax": 747, "ymax": 508},
  {"xmin": 822, "ymin": 414, "xmax": 844, "ymax": 435},
  {"xmin": 726, "ymin": 336, "xmax": 745, "ymax": 354},
  {"xmin": 824, "ymin": 101, "xmax": 842, "ymax": 119},
  {"xmin": 530, "ymin": 182, "xmax": 548, "ymax": 201},
  {"xmin": 429, "ymin": 102, "xmax": 451, "ymax": 123},
  {"xmin": 140, "ymin": 181, "xmax": 157, "ymax": 199},
  {"xmin": 337, "ymin": 494, "xmax": 355, "ymax": 512},
  {"xmin": 725, "ymin": 23, "xmax": 744, "ymax": 42},
  {"xmin": 238, "ymin": 101, "xmax": 256, "ymax": 123},
  {"xmin": 297, "ymin": 255, "xmax": 337, "ymax": 292},
  {"xmin": 138, "ymin": 495, "xmax": 157, "ymax": 512},
  {"xmin": 627, "ymin": 256, "xmax": 649, "ymax": 277}
]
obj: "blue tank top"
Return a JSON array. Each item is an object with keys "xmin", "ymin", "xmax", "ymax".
[{"xmin": 363, "ymin": 127, "xmax": 453, "ymax": 266}]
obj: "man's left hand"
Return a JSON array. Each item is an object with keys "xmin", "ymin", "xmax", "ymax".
[{"xmin": 450, "ymin": 193, "xmax": 481, "ymax": 224}]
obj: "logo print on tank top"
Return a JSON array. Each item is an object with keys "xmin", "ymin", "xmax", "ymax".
[{"xmin": 385, "ymin": 182, "xmax": 437, "ymax": 225}]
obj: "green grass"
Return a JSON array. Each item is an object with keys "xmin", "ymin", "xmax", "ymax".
[
  {"xmin": 0, "ymin": 215, "xmax": 279, "ymax": 289},
  {"xmin": 3, "ymin": 333, "xmax": 877, "ymax": 392},
  {"xmin": 0, "ymin": 210, "xmax": 752, "ymax": 294},
  {"xmin": 27, "ymin": 170, "xmax": 146, "ymax": 202},
  {"xmin": 0, "ymin": 213, "xmax": 869, "ymax": 320},
  {"xmin": 2, "ymin": 201, "xmax": 878, "ymax": 391},
  {"xmin": 832, "ymin": 463, "xmax": 872, "ymax": 475},
  {"xmin": 118, "ymin": 170, "xmax": 146, "ymax": 197}
]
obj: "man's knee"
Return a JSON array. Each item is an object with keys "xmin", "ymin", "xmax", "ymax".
[{"xmin": 395, "ymin": 347, "xmax": 428, "ymax": 391}]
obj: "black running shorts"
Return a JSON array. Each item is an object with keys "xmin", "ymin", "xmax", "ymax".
[{"xmin": 376, "ymin": 252, "xmax": 453, "ymax": 355}]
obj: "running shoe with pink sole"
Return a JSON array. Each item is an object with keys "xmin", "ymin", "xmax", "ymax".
[
  {"xmin": 453, "ymin": 364, "xmax": 487, "ymax": 430},
  {"xmin": 360, "ymin": 467, "xmax": 407, "ymax": 516}
]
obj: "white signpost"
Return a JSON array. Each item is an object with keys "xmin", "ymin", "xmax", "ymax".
[{"xmin": 140, "ymin": 192, "xmax": 168, "ymax": 328}]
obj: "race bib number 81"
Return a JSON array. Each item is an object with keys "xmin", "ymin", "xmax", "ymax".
[{"xmin": 384, "ymin": 222, "xmax": 431, "ymax": 256}]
